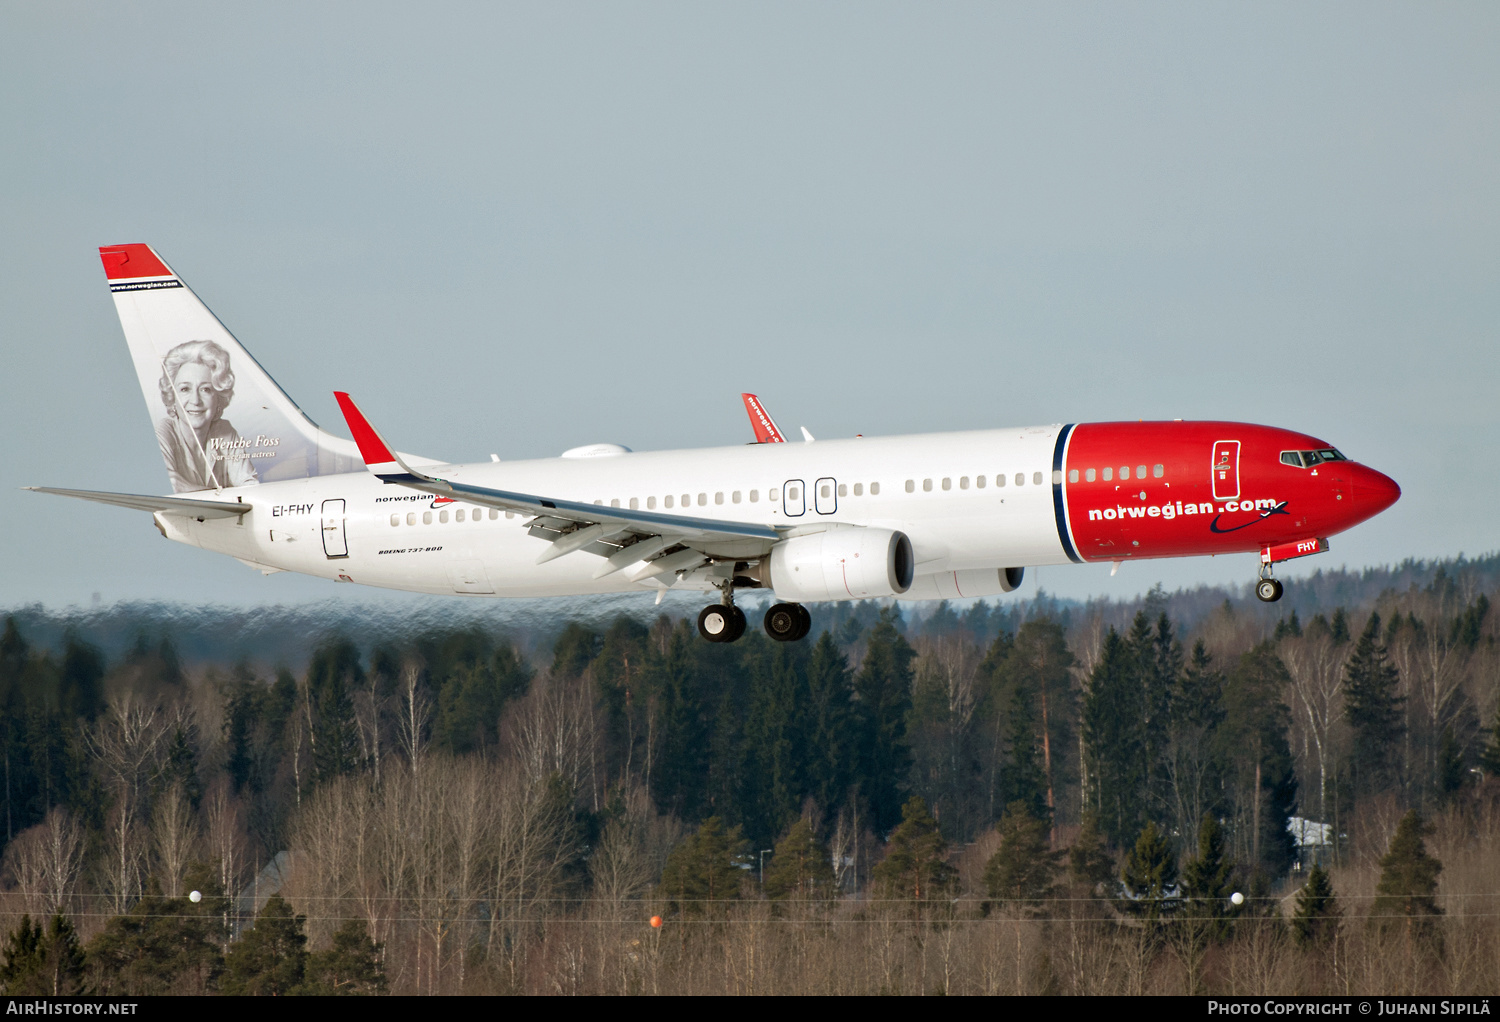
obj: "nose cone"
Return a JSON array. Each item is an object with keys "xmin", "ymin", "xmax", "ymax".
[{"xmin": 1351, "ymin": 463, "xmax": 1401, "ymax": 517}]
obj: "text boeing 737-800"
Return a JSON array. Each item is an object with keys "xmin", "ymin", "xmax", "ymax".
[{"xmin": 28, "ymin": 244, "xmax": 1401, "ymax": 642}]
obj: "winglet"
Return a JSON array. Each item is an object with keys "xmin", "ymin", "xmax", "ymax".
[
  {"xmin": 740, "ymin": 393, "xmax": 786, "ymax": 443},
  {"xmin": 334, "ymin": 392, "xmax": 417, "ymax": 478}
]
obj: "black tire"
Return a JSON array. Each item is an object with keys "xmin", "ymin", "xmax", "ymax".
[
  {"xmin": 698, "ymin": 605, "xmax": 737, "ymax": 642},
  {"xmin": 723, "ymin": 605, "xmax": 747, "ymax": 643},
  {"xmin": 792, "ymin": 603, "xmax": 812, "ymax": 641},
  {"xmin": 763, "ymin": 603, "xmax": 802, "ymax": 642},
  {"xmin": 1255, "ymin": 578, "xmax": 1283, "ymax": 603}
]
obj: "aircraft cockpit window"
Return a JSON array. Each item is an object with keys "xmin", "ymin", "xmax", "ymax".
[
  {"xmin": 1280, "ymin": 451, "xmax": 1303, "ymax": 467},
  {"xmin": 1318, "ymin": 449, "xmax": 1346, "ymax": 462}
]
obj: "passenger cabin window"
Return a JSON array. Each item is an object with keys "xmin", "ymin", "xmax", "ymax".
[
  {"xmin": 407, "ymin": 512, "xmax": 416, "ymax": 525},
  {"xmin": 456, "ymin": 509, "xmax": 466, "ymax": 522},
  {"xmin": 1102, "ymin": 467, "xmax": 1112, "ymax": 481},
  {"xmin": 853, "ymin": 483, "xmax": 863, "ymax": 496},
  {"xmin": 906, "ymin": 480, "xmax": 915, "ymax": 493},
  {"xmin": 682, "ymin": 493, "xmax": 690, "ymax": 506},
  {"xmin": 390, "ymin": 514, "xmax": 400, "ymax": 527},
  {"xmin": 1086, "ymin": 468, "xmax": 1096, "ymax": 482},
  {"xmin": 959, "ymin": 476, "xmax": 969, "ymax": 490},
  {"xmin": 769, "ymin": 488, "xmax": 779, "ymax": 501},
  {"xmin": 732, "ymin": 491, "xmax": 741, "ymax": 503},
  {"xmin": 941, "ymin": 477, "xmax": 951, "ymax": 491},
  {"xmin": 1034, "ymin": 472, "xmax": 1044, "ymax": 485},
  {"xmin": 923, "ymin": 479, "xmax": 933, "ymax": 492},
  {"xmin": 1014, "ymin": 473, "xmax": 1024, "ymax": 487},
  {"xmin": 647, "ymin": 496, "xmax": 657, "ymax": 509},
  {"xmin": 611, "ymin": 499, "xmax": 620, "ymax": 508},
  {"xmin": 715, "ymin": 492, "xmax": 724, "ymax": 505},
  {"xmin": 1153, "ymin": 464, "xmax": 1164, "ymax": 478},
  {"xmin": 1119, "ymin": 465, "xmax": 1129, "ymax": 480},
  {"xmin": 422, "ymin": 511, "xmax": 432, "ymax": 525},
  {"xmin": 975, "ymin": 475, "xmax": 985, "ymax": 489},
  {"xmin": 996, "ymin": 474, "xmax": 1006, "ymax": 487},
  {"xmin": 439, "ymin": 510, "xmax": 449, "ymax": 523},
  {"xmin": 1136, "ymin": 465, "xmax": 1146, "ymax": 480},
  {"xmin": 750, "ymin": 489, "xmax": 759, "ymax": 502},
  {"xmin": 492, "ymin": 510, "xmax": 501, "ymax": 520},
  {"xmin": 698, "ymin": 493, "xmax": 707, "ymax": 506},
  {"xmin": 787, "ymin": 486, "xmax": 798, "ymax": 501},
  {"xmin": 870, "ymin": 482, "xmax": 880, "ymax": 495},
  {"xmin": 838, "ymin": 483, "xmax": 847, "ymax": 497},
  {"xmin": 629, "ymin": 497, "xmax": 639, "ymax": 510},
  {"xmin": 1069, "ymin": 469, "xmax": 1079, "ymax": 483}
]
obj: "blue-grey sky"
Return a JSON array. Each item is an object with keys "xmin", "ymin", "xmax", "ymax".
[{"xmin": 2, "ymin": 2, "xmax": 1496, "ymax": 611}]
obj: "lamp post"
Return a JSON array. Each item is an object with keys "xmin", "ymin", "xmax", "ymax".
[{"xmin": 760, "ymin": 848, "xmax": 773, "ymax": 886}]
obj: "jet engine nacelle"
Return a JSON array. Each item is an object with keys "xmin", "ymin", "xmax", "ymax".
[
  {"xmin": 767, "ymin": 528, "xmax": 915, "ymax": 602},
  {"xmin": 897, "ymin": 566, "xmax": 1024, "ymax": 601}
]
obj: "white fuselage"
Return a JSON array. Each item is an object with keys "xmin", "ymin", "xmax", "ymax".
[{"xmin": 161, "ymin": 426, "xmax": 1073, "ymax": 599}]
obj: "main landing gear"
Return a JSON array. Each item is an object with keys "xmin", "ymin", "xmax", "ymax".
[
  {"xmin": 762, "ymin": 602, "xmax": 811, "ymax": 643},
  {"xmin": 697, "ymin": 581, "xmax": 810, "ymax": 644},
  {"xmin": 1255, "ymin": 564, "xmax": 1284, "ymax": 603}
]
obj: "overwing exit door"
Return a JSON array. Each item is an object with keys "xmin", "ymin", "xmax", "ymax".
[
  {"xmin": 1211, "ymin": 441, "xmax": 1241, "ymax": 501},
  {"xmin": 321, "ymin": 499, "xmax": 349, "ymax": 558}
]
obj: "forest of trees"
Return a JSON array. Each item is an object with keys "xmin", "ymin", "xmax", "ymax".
[{"xmin": 1, "ymin": 554, "xmax": 1497, "ymax": 995}]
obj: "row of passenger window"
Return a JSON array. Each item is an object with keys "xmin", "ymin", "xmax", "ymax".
[
  {"xmin": 1068, "ymin": 464, "xmax": 1165, "ymax": 483},
  {"xmin": 904, "ymin": 472, "xmax": 1043, "ymax": 493},
  {"xmin": 389, "ymin": 469, "xmax": 1052, "ymax": 527},
  {"xmin": 390, "ymin": 507, "xmax": 503, "ymax": 526}
]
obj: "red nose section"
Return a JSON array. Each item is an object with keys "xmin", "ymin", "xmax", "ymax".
[{"xmin": 1352, "ymin": 464, "xmax": 1401, "ymax": 517}]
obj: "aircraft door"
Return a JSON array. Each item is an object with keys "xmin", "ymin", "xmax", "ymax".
[
  {"xmin": 321, "ymin": 499, "xmax": 349, "ymax": 558},
  {"xmin": 1211, "ymin": 441, "xmax": 1241, "ymax": 501},
  {"xmin": 783, "ymin": 480, "xmax": 806, "ymax": 517},
  {"xmin": 815, "ymin": 477, "xmax": 838, "ymax": 515}
]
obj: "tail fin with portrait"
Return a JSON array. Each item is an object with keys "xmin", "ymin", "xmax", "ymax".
[{"xmin": 99, "ymin": 244, "xmax": 365, "ymax": 493}]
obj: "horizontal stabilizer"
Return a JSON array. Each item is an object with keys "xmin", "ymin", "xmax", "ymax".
[{"xmin": 26, "ymin": 487, "xmax": 251, "ymax": 519}]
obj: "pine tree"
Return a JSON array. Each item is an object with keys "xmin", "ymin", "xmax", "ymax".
[
  {"xmin": 871, "ymin": 796, "xmax": 958, "ymax": 916},
  {"xmin": 301, "ymin": 920, "xmax": 387, "ymax": 995},
  {"xmin": 1343, "ymin": 614, "xmax": 1405, "ymax": 795},
  {"xmin": 1220, "ymin": 647, "xmax": 1299, "ymax": 877},
  {"xmin": 1081, "ymin": 629, "xmax": 1145, "ymax": 847},
  {"xmin": 1436, "ymin": 727, "xmax": 1466, "ymax": 802},
  {"xmin": 86, "ymin": 891, "xmax": 224, "ymax": 995},
  {"xmin": 740, "ymin": 641, "xmax": 809, "ymax": 845},
  {"xmin": 803, "ymin": 632, "xmax": 855, "ymax": 819},
  {"xmin": 1371, "ymin": 810, "xmax": 1443, "ymax": 935},
  {"xmin": 1118, "ymin": 820, "xmax": 1180, "ymax": 922},
  {"xmin": 763, "ymin": 818, "xmax": 836, "ymax": 903},
  {"xmin": 983, "ymin": 800, "xmax": 1063, "ymax": 914},
  {"xmin": 222, "ymin": 893, "xmax": 308, "ymax": 996},
  {"xmin": 1068, "ymin": 813, "xmax": 1117, "ymax": 896},
  {"xmin": 1291, "ymin": 863, "xmax": 1341, "ymax": 947},
  {"xmin": 853, "ymin": 609, "xmax": 915, "ymax": 833},
  {"xmin": 1180, "ymin": 814, "xmax": 1235, "ymax": 939},
  {"xmin": 0, "ymin": 915, "xmax": 43, "ymax": 994},
  {"xmin": 306, "ymin": 639, "xmax": 363, "ymax": 781},
  {"xmin": 658, "ymin": 816, "xmax": 747, "ymax": 919},
  {"xmin": 1330, "ymin": 608, "xmax": 1350, "ymax": 644},
  {"xmin": 1480, "ymin": 701, "xmax": 1500, "ymax": 780}
]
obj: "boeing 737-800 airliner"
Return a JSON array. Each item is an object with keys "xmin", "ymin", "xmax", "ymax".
[{"xmin": 29, "ymin": 244, "xmax": 1401, "ymax": 643}]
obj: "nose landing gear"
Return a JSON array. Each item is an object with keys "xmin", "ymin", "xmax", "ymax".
[
  {"xmin": 1255, "ymin": 564, "xmax": 1284, "ymax": 603},
  {"xmin": 763, "ymin": 602, "xmax": 811, "ymax": 642}
]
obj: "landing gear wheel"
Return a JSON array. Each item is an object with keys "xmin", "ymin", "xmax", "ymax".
[
  {"xmin": 792, "ymin": 603, "xmax": 812, "ymax": 641},
  {"xmin": 698, "ymin": 604, "xmax": 746, "ymax": 643},
  {"xmin": 1255, "ymin": 578, "xmax": 1284, "ymax": 603},
  {"xmin": 764, "ymin": 602, "xmax": 808, "ymax": 642}
]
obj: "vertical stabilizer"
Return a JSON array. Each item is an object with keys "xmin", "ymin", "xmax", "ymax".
[{"xmin": 100, "ymin": 244, "xmax": 363, "ymax": 493}]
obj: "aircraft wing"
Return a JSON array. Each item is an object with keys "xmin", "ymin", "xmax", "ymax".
[
  {"xmin": 334, "ymin": 393, "xmax": 785, "ymax": 578},
  {"xmin": 26, "ymin": 487, "xmax": 251, "ymax": 519}
]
